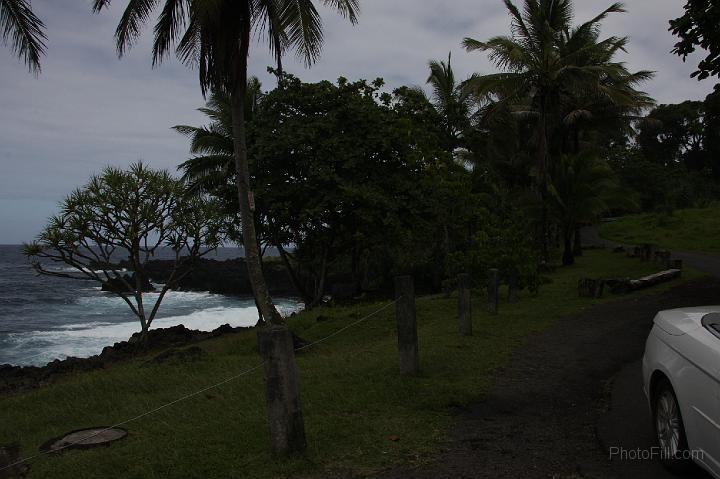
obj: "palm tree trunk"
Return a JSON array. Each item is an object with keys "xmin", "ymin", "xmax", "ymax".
[
  {"xmin": 537, "ymin": 101, "xmax": 550, "ymax": 263},
  {"xmin": 562, "ymin": 225, "xmax": 574, "ymax": 266},
  {"xmin": 231, "ymin": 20, "xmax": 283, "ymax": 325}
]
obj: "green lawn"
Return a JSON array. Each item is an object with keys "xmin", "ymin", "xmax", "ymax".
[
  {"xmin": 599, "ymin": 205, "xmax": 720, "ymax": 255},
  {"xmin": 0, "ymin": 251, "xmax": 702, "ymax": 479}
]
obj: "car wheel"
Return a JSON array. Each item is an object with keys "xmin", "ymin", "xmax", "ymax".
[{"xmin": 653, "ymin": 378, "xmax": 693, "ymax": 473}]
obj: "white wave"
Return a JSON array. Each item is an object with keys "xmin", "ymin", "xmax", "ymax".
[
  {"xmin": 46, "ymin": 266, "xmax": 126, "ymax": 274},
  {"xmin": 2, "ymin": 298, "xmax": 304, "ymax": 367}
]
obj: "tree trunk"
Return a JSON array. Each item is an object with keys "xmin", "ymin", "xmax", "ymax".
[
  {"xmin": 573, "ymin": 225, "xmax": 583, "ymax": 257},
  {"xmin": 562, "ymin": 226, "xmax": 574, "ymax": 266},
  {"xmin": 231, "ymin": 29, "xmax": 283, "ymax": 325},
  {"xmin": 276, "ymin": 241, "xmax": 314, "ymax": 306},
  {"xmin": 537, "ymin": 101, "xmax": 550, "ymax": 263},
  {"xmin": 310, "ymin": 247, "xmax": 329, "ymax": 308}
]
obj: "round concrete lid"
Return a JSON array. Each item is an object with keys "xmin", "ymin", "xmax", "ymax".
[{"xmin": 40, "ymin": 427, "xmax": 127, "ymax": 453}]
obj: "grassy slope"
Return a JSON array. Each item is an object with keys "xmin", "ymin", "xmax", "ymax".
[
  {"xmin": 0, "ymin": 251, "xmax": 702, "ymax": 479},
  {"xmin": 598, "ymin": 206, "xmax": 720, "ymax": 255}
]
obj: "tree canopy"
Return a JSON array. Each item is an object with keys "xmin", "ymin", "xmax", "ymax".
[
  {"xmin": 670, "ymin": 0, "xmax": 720, "ymax": 80},
  {"xmin": 23, "ymin": 163, "xmax": 224, "ymax": 338}
]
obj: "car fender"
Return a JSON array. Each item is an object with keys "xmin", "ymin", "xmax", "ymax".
[{"xmin": 644, "ymin": 327, "xmax": 701, "ymax": 448}]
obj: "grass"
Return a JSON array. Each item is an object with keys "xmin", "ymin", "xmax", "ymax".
[
  {"xmin": 0, "ymin": 250, "xmax": 703, "ymax": 478},
  {"xmin": 598, "ymin": 205, "xmax": 720, "ymax": 255}
]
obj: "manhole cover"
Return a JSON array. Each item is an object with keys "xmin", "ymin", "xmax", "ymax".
[{"xmin": 40, "ymin": 427, "xmax": 127, "ymax": 453}]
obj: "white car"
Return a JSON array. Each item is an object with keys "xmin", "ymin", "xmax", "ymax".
[{"xmin": 643, "ymin": 307, "xmax": 720, "ymax": 477}]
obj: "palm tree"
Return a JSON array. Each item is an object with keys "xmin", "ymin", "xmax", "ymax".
[
  {"xmin": 462, "ymin": 0, "xmax": 652, "ymax": 261},
  {"xmin": 92, "ymin": 0, "xmax": 360, "ymax": 324},
  {"xmin": 426, "ymin": 53, "xmax": 471, "ymax": 152},
  {"xmin": 1, "ymin": 0, "xmax": 46, "ymax": 73},
  {"xmin": 174, "ymin": 78, "xmax": 263, "ymax": 194},
  {"xmin": 548, "ymin": 152, "xmax": 628, "ymax": 265}
]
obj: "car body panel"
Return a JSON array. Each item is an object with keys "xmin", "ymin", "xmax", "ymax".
[{"xmin": 643, "ymin": 307, "xmax": 720, "ymax": 478}]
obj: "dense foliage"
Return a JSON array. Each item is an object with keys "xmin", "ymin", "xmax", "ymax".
[
  {"xmin": 179, "ymin": 74, "xmax": 529, "ymax": 301},
  {"xmin": 174, "ymin": 0, "xmax": 720, "ymax": 294},
  {"xmin": 670, "ymin": 0, "xmax": 720, "ymax": 81}
]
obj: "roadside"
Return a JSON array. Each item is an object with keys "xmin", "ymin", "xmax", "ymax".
[
  {"xmin": 1, "ymin": 250, "xmax": 706, "ymax": 478},
  {"xmin": 583, "ymin": 225, "xmax": 720, "ymax": 278},
  {"xmin": 377, "ymin": 277, "xmax": 720, "ymax": 479}
]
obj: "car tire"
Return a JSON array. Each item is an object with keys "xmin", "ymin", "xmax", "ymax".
[{"xmin": 653, "ymin": 378, "xmax": 693, "ymax": 474}]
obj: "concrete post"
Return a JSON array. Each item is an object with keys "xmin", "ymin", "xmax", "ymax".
[
  {"xmin": 257, "ymin": 325, "xmax": 306, "ymax": 456},
  {"xmin": 394, "ymin": 276, "xmax": 419, "ymax": 375},
  {"xmin": 457, "ymin": 273, "xmax": 472, "ymax": 336},
  {"xmin": 487, "ymin": 268, "xmax": 499, "ymax": 314}
]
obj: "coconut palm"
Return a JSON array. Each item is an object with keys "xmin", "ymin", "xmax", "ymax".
[
  {"xmin": 426, "ymin": 53, "xmax": 471, "ymax": 151},
  {"xmin": 1, "ymin": 0, "xmax": 46, "ymax": 73},
  {"xmin": 462, "ymin": 0, "xmax": 652, "ymax": 260},
  {"xmin": 174, "ymin": 78, "xmax": 263, "ymax": 194},
  {"xmin": 92, "ymin": 0, "xmax": 360, "ymax": 324},
  {"xmin": 549, "ymin": 151, "xmax": 628, "ymax": 265}
]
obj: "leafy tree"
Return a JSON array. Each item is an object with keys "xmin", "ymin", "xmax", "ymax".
[
  {"xmin": 92, "ymin": 0, "xmax": 360, "ymax": 324},
  {"xmin": 670, "ymin": 0, "xmax": 720, "ymax": 80},
  {"xmin": 637, "ymin": 101, "xmax": 707, "ymax": 170},
  {"xmin": 253, "ymin": 76, "xmax": 423, "ymax": 303},
  {"xmin": 462, "ymin": 0, "xmax": 652, "ymax": 260},
  {"xmin": 1, "ymin": 0, "xmax": 46, "ymax": 73},
  {"xmin": 23, "ymin": 163, "xmax": 223, "ymax": 341}
]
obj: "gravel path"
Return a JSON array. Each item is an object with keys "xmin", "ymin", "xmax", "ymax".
[{"xmin": 377, "ymin": 278, "xmax": 720, "ymax": 479}]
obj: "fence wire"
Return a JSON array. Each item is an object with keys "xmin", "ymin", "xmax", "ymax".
[{"xmin": 0, "ymin": 298, "xmax": 398, "ymax": 473}]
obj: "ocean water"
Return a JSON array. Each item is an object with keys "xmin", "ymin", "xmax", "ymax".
[{"xmin": 0, "ymin": 246, "xmax": 303, "ymax": 367}]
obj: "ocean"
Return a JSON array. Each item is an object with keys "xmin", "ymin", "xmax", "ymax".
[{"xmin": 0, "ymin": 245, "xmax": 303, "ymax": 367}]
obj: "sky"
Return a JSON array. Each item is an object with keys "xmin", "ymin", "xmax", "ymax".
[{"xmin": 0, "ymin": 0, "xmax": 716, "ymax": 244}]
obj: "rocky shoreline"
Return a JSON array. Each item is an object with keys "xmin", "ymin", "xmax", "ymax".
[
  {"xmin": 0, "ymin": 323, "xmax": 255, "ymax": 395},
  {"xmin": 103, "ymin": 257, "xmax": 299, "ymax": 296},
  {"xmin": 0, "ymin": 257, "xmax": 325, "ymax": 395}
]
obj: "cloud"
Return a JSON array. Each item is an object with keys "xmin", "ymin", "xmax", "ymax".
[{"xmin": 0, "ymin": 0, "xmax": 716, "ymax": 243}]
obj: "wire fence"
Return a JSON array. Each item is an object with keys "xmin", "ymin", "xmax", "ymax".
[{"xmin": 0, "ymin": 298, "xmax": 398, "ymax": 474}]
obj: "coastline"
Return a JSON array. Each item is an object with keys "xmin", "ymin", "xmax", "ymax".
[{"xmin": 0, "ymin": 320, "xmax": 307, "ymax": 395}]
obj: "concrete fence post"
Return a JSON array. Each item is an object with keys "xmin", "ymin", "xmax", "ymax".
[
  {"xmin": 257, "ymin": 325, "xmax": 306, "ymax": 456},
  {"xmin": 394, "ymin": 276, "xmax": 419, "ymax": 375},
  {"xmin": 487, "ymin": 268, "xmax": 499, "ymax": 315},
  {"xmin": 457, "ymin": 273, "xmax": 472, "ymax": 336}
]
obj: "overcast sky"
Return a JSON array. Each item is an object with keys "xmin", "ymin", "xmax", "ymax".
[{"xmin": 0, "ymin": 0, "xmax": 715, "ymax": 244}]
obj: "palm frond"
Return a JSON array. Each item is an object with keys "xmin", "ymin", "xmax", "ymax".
[
  {"xmin": 322, "ymin": 0, "xmax": 359, "ymax": 23},
  {"xmin": 1, "ymin": 0, "xmax": 47, "ymax": 74},
  {"xmin": 115, "ymin": 0, "xmax": 161, "ymax": 56},
  {"xmin": 462, "ymin": 37, "xmax": 489, "ymax": 52},
  {"xmin": 502, "ymin": 0, "xmax": 531, "ymax": 41},
  {"xmin": 280, "ymin": 0, "xmax": 324, "ymax": 66},
  {"xmin": 152, "ymin": 0, "xmax": 188, "ymax": 66}
]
